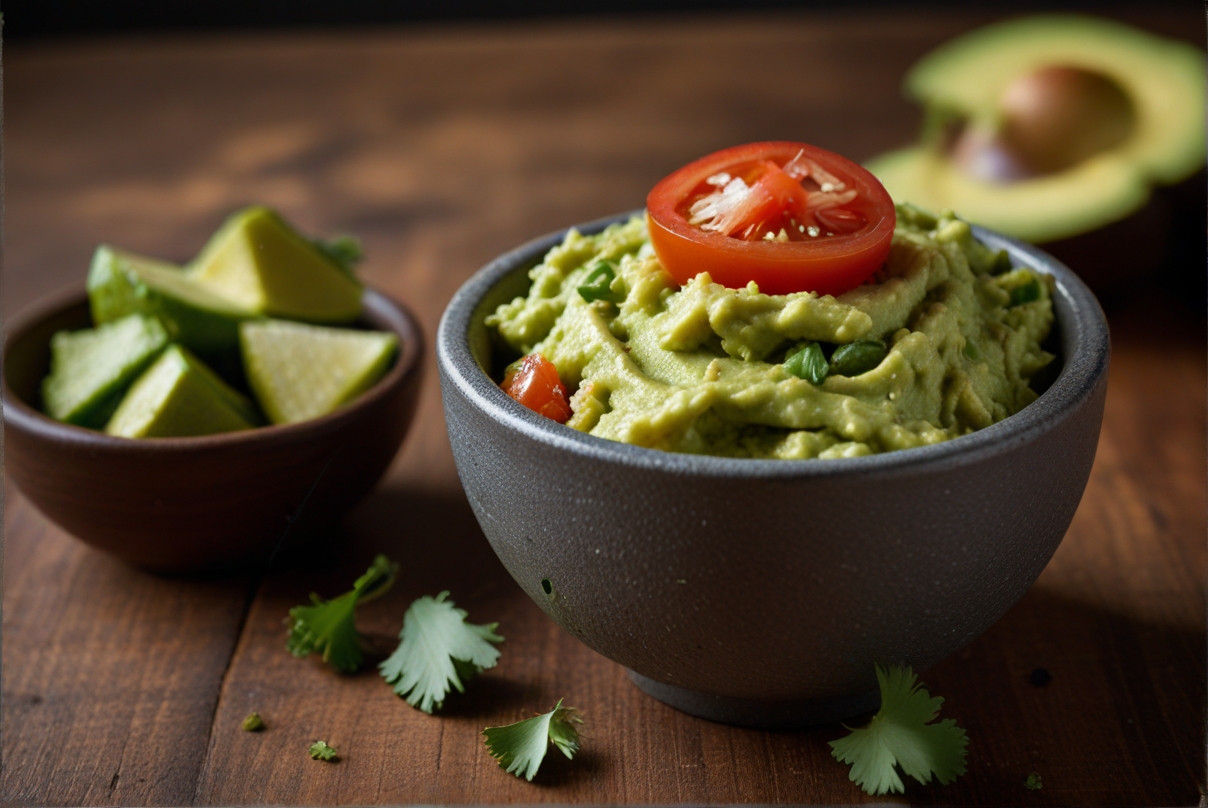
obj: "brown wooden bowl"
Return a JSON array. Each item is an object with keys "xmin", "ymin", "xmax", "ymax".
[{"xmin": 3, "ymin": 285, "xmax": 425, "ymax": 574}]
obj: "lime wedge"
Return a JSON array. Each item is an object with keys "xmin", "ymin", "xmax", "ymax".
[
  {"xmin": 42, "ymin": 314, "xmax": 170, "ymax": 428},
  {"xmin": 105, "ymin": 345, "xmax": 258, "ymax": 438},
  {"xmin": 190, "ymin": 207, "xmax": 362, "ymax": 323},
  {"xmin": 240, "ymin": 319, "xmax": 397, "ymax": 424},
  {"xmin": 88, "ymin": 245, "xmax": 258, "ymax": 355}
]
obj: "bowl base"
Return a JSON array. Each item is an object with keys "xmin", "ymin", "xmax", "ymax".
[{"xmin": 628, "ymin": 671, "xmax": 880, "ymax": 729}]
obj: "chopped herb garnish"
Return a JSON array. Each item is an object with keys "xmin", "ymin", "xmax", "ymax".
[
  {"xmin": 785, "ymin": 342, "xmax": 829, "ymax": 385},
  {"xmin": 1009, "ymin": 279, "xmax": 1042, "ymax": 307},
  {"xmin": 577, "ymin": 261, "xmax": 624, "ymax": 304},
  {"xmin": 829, "ymin": 664, "xmax": 968, "ymax": 796},
  {"xmin": 829, "ymin": 340, "xmax": 887, "ymax": 377},
  {"xmin": 309, "ymin": 740, "xmax": 338, "ymax": 761},
  {"xmin": 242, "ymin": 712, "xmax": 265, "ymax": 731},
  {"xmin": 1025, "ymin": 772, "xmax": 1043, "ymax": 790},
  {"xmin": 963, "ymin": 340, "xmax": 981, "ymax": 361},
  {"xmin": 286, "ymin": 554, "xmax": 399, "ymax": 673},
  {"xmin": 379, "ymin": 591, "xmax": 504, "ymax": 713},
  {"xmin": 991, "ymin": 249, "xmax": 1013, "ymax": 275},
  {"xmin": 483, "ymin": 699, "xmax": 583, "ymax": 781},
  {"xmin": 312, "ymin": 235, "xmax": 363, "ymax": 275}
]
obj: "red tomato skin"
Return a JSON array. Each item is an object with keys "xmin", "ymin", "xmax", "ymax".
[
  {"xmin": 502, "ymin": 354, "xmax": 573, "ymax": 424},
  {"xmin": 646, "ymin": 142, "xmax": 896, "ymax": 297}
]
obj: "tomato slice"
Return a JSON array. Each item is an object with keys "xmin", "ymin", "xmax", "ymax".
[
  {"xmin": 646, "ymin": 141, "xmax": 896, "ymax": 296},
  {"xmin": 501, "ymin": 354, "xmax": 573, "ymax": 423}
]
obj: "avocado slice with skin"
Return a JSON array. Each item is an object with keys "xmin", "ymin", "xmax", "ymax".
[
  {"xmin": 866, "ymin": 15, "xmax": 1205, "ymax": 244},
  {"xmin": 88, "ymin": 245, "xmax": 259, "ymax": 355},
  {"xmin": 189, "ymin": 207, "xmax": 363, "ymax": 324},
  {"xmin": 41, "ymin": 313, "xmax": 170, "ymax": 428},
  {"xmin": 105, "ymin": 345, "xmax": 259, "ymax": 438}
]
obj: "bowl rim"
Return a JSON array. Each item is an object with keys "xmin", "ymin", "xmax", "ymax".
[
  {"xmin": 3, "ymin": 283, "xmax": 425, "ymax": 452},
  {"xmin": 438, "ymin": 209, "xmax": 1110, "ymax": 479}
]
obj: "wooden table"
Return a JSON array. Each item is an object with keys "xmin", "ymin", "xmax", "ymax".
[{"xmin": 4, "ymin": 9, "xmax": 1204, "ymax": 805}]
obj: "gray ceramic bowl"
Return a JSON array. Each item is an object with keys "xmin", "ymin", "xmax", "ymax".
[{"xmin": 437, "ymin": 211, "xmax": 1109, "ymax": 728}]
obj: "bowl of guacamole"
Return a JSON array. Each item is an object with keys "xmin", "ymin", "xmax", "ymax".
[{"xmin": 436, "ymin": 207, "xmax": 1108, "ymax": 727}]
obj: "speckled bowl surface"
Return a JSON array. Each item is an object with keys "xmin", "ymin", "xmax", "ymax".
[
  {"xmin": 4, "ymin": 285, "xmax": 425, "ymax": 574},
  {"xmin": 437, "ymin": 211, "xmax": 1109, "ymax": 727}
]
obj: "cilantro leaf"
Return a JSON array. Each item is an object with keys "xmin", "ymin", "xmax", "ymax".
[
  {"xmin": 286, "ymin": 554, "xmax": 399, "ymax": 673},
  {"xmin": 379, "ymin": 591, "xmax": 503, "ymax": 713},
  {"xmin": 1025, "ymin": 772, "xmax": 1043, "ymax": 790},
  {"xmin": 829, "ymin": 664, "xmax": 968, "ymax": 796},
  {"xmin": 309, "ymin": 740, "xmax": 338, "ymax": 761},
  {"xmin": 312, "ymin": 234, "xmax": 363, "ymax": 275},
  {"xmin": 483, "ymin": 699, "xmax": 583, "ymax": 781}
]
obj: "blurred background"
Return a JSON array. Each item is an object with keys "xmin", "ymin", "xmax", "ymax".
[
  {"xmin": 5, "ymin": 0, "xmax": 1198, "ymax": 39},
  {"xmin": 5, "ymin": 0, "xmax": 1203, "ymax": 477}
]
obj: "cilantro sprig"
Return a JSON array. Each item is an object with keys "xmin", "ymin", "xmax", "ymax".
[
  {"xmin": 483, "ymin": 700, "xmax": 583, "ymax": 781},
  {"xmin": 829, "ymin": 664, "xmax": 968, "ymax": 796},
  {"xmin": 379, "ymin": 591, "xmax": 504, "ymax": 713},
  {"xmin": 312, "ymin": 234, "xmax": 363, "ymax": 275},
  {"xmin": 286, "ymin": 554, "xmax": 399, "ymax": 673}
]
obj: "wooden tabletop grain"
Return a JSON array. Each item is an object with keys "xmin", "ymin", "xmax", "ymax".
[{"xmin": 3, "ymin": 9, "xmax": 1205, "ymax": 806}]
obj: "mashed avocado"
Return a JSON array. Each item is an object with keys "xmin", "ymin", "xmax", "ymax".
[{"xmin": 487, "ymin": 204, "xmax": 1055, "ymax": 459}]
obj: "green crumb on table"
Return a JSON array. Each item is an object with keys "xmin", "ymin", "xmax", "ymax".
[
  {"xmin": 309, "ymin": 741, "xmax": 338, "ymax": 761},
  {"xmin": 241, "ymin": 712, "xmax": 264, "ymax": 731},
  {"xmin": 1025, "ymin": 772, "xmax": 1043, "ymax": 790}
]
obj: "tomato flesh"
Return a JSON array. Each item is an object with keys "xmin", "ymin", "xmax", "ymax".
[
  {"xmin": 501, "ymin": 354, "xmax": 573, "ymax": 423},
  {"xmin": 647, "ymin": 141, "xmax": 896, "ymax": 296}
]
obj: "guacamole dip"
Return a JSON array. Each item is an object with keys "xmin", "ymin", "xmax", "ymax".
[{"xmin": 486, "ymin": 204, "xmax": 1055, "ymax": 459}]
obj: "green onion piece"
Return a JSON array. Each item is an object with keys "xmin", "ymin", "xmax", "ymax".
[
  {"xmin": 784, "ymin": 342, "xmax": 829, "ymax": 385},
  {"xmin": 577, "ymin": 261, "xmax": 624, "ymax": 304},
  {"xmin": 830, "ymin": 340, "xmax": 887, "ymax": 377},
  {"xmin": 1009, "ymin": 279, "xmax": 1042, "ymax": 307},
  {"xmin": 991, "ymin": 249, "xmax": 1013, "ymax": 275}
]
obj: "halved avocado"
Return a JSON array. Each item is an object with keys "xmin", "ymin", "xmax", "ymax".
[{"xmin": 867, "ymin": 15, "xmax": 1205, "ymax": 245}]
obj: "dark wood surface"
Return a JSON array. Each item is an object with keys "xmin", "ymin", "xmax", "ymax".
[{"xmin": 4, "ymin": 9, "xmax": 1204, "ymax": 805}]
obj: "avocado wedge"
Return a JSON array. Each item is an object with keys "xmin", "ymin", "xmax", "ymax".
[
  {"xmin": 41, "ymin": 314, "xmax": 170, "ymax": 428},
  {"xmin": 240, "ymin": 319, "xmax": 397, "ymax": 425},
  {"xmin": 190, "ymin": 207, "xmax": 363, "ymax": 323},
  {"xmin": 866, "ymin": 15, "xmax": 1205, "ymax": 244},
  {"xmin": 105, "ymin": 345, "xmax": 260, "ymax": 438},
  {"xmin": 88, "ymin": 245, "xmax": 258, "ymax": 355}
]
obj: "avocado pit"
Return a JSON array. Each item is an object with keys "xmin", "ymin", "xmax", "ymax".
[{"xmin": 951, "ymin": 66, "xmax": 1137, "ymax": 183}]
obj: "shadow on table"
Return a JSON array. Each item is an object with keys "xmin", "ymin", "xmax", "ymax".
[{"xmin": 884, "ymin": 585, "xmax": 1206, "ymax": 805}]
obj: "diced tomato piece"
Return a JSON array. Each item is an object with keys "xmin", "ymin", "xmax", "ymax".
[{"xmin": 501, "ymin": 354, "xmax": 573, "ymax": 423}]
